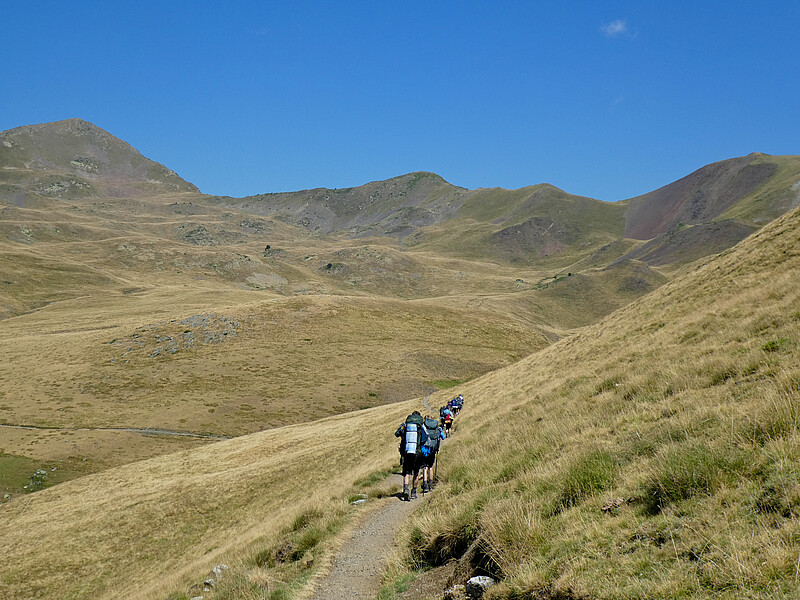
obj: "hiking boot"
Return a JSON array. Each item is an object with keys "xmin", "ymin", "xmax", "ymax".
[
  {"xmin": 411, "ymin": 487, "xmax": 417, "ymax": 500},
  {"xmin": 403, "ymin": 485, "xmax": 410, "ymax": 502},
  {"xmin": 421, "ymin": 482, "xmax": 429, "ymax": 493}
]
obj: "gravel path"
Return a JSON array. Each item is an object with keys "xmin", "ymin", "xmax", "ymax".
[{"xmin": 307, "ymin": 477, "xmax": 421, "ymax": 600}]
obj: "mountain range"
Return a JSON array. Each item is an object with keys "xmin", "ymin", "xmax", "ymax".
[{"xmin": 4, "ymin": 119, "xmax": 800, "ymax": 265}]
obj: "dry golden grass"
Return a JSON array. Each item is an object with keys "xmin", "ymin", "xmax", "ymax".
[
  {"xmin": 0, "ymin": 398, "xmax": 416, "ymax": 599},
  {"xmin": 0, "ymin": 188, "xmax": 558, "ymax": 487},
  {"xmin": 1, "ymin": 180, "xmax": 657, "ymax": 496},
  {"xmin": 0, "ymin": 283, "xmax": 544, "ymax": 484}
]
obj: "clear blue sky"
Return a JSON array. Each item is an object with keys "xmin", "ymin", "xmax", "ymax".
[{"xmin": 2, "ymin": 1, "xmax": 798, "ymax": 201}]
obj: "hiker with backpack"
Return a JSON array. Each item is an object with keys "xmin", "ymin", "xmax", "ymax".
[
  {"xmin": 420, "ymin": 414, "xmax": 445, "ymax": 493},
  {"xmin": 395, "ymin": 410, "xmax": 428, "ymax": 501},
  {"xmin": 440, "ymin": 405, "xmax": 454, "ymax": 438}
]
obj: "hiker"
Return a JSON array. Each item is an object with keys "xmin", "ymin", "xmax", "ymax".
[
  {"xmin": 440, "ymin": 405, "xmax": 454, "ymax": 438},
  {"xmin": 421, "ymin": 414, "xmax": 445, "ymax": 493},
  {"xmin": 443, "ymin": 409, "xmax": 453, "ymax": 437},
  {"xmin": 395, "ymin": 410, "xmax": 428, "ymax": 500}
]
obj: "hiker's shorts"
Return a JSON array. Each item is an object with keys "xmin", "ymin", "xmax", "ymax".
[
  {"xmin": 402, "ymin": 453, "xmax": 420, "ymax": 476},
  {"xmin": 421, "ymin": 452, "xmax": 435, "ymax": 469}
]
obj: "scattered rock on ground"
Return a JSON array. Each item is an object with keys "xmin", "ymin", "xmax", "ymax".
[
  {"xmin": 601, "ymin": 496, "xmax": 626, "ymax": 512},
  {"xmin": 465, "ymin": 575, "xmax": 496, "ymax": 599}
]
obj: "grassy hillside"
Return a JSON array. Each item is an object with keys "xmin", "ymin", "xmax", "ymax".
[
  {"xmin": 400, "ymin": 185, "xmax": 625, "ymax": 268},
  {"xmin": 0, "ymin": 400, "xmax": 417, "ymax": 600},
  {"xmin": 396, "ymin": 206, "xmax": 800, "ymax": 599}
]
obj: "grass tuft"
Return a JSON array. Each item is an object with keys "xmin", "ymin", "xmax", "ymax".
[
  {"xmin": 640, "ymin": 442, "xmax": 748, "ymax": 515},
  {"xmin": 554, "ymin": 449, "xmax": 618, "ymax": 512}
]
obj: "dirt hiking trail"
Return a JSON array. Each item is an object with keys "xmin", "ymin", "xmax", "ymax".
[
  {"xmin": 307, "ymin": 398, "xmax": 447, "ymax": 599},
  {"xmin": 306, "ymin": 477, "xmax": 419, "ymax": 600}
]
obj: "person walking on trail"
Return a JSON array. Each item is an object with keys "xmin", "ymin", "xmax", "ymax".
[
  {"xmin": 395, "ymin": 410, "xmax": 428, "ymax": 501},
  {"xmin": 452, "ymin": 394, "xmax": 463, "ymax": 416},
  {"xmin": 421, "ymin": 414, "xmax": 445, "ymax": 493},
  {"xmin": 441, "ymin": 405, "xmax": 454, "ymax": 438}
]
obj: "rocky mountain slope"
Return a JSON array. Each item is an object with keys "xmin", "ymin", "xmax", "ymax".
[
  {"xmin": 0, "ymin": 118, "xmax": 197, "ymax": 205},
  {"xmin": 220, "ymin": 154, "xmax": 800, "ymax": 273}
]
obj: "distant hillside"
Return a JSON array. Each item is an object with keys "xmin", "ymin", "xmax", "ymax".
[
  {"xmin": 219, "ymin": 152, "xmax": 800, "ymax": 269},
  {"xmin": 622, "ymin": 153, "xmax": 800, "ymax": 239},
  {"xmin": 216, "ymin": 171, "xmax": 465, "ymax": 237},
  {"xmin": 0, "ymin": 118, "xmax": 197, "ymax": 204}
]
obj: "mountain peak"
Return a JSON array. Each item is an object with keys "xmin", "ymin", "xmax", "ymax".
[{"xmin": 0, "ymin": 118, "xmax": 198, "ymax": 198}]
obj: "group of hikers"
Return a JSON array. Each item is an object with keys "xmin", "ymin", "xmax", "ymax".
[{"xmin": 394, "ymin": 394, "xmax": 464, "ymax": 501}]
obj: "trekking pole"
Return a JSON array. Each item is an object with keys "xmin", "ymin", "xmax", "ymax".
[{"xmin": 434, "ymin": 453, "xmax": 438, "ymax": 486}]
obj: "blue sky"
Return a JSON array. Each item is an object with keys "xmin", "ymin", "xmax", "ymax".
[{"xmin": 2, "ymin": 1, "xmax": 798, "ymax": 200}]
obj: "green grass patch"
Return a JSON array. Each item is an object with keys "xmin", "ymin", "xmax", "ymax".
[
  {"xmin": 428, "ymin": 379, "xmax": 465, "ymax": 390},
  {"xmin": 762, "ymin": 337, "xmax": 791, "ymax": 353},
  {"xmin": 289, "ymin": 508, "xmax": 325, "ymax": 532},
  {"xmin": 754, "ymin": 452, "xmax": 800, "ymax": 517},
  {"xmin": 253, "ymin": 503, "xmax": 349, "ymax": 571},
  {"xmin": 376, "ymin": 573, "xmax": 415, "ymax": 600},
  {"xmin": 353, "ymin": 468, "xmax": 394, "ymax": 489},
  {"xmin": 0, "ymin": 452, "xmax": 56, "ymax": 496}
]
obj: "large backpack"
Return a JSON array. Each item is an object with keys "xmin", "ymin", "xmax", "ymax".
[
  {"xmin": 403, "ymin": 414, "xmax": 427, "ymax": 455},
  {"xmin": 423, "ymin": 417, "xmax": 440, "ymax": 454}
]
